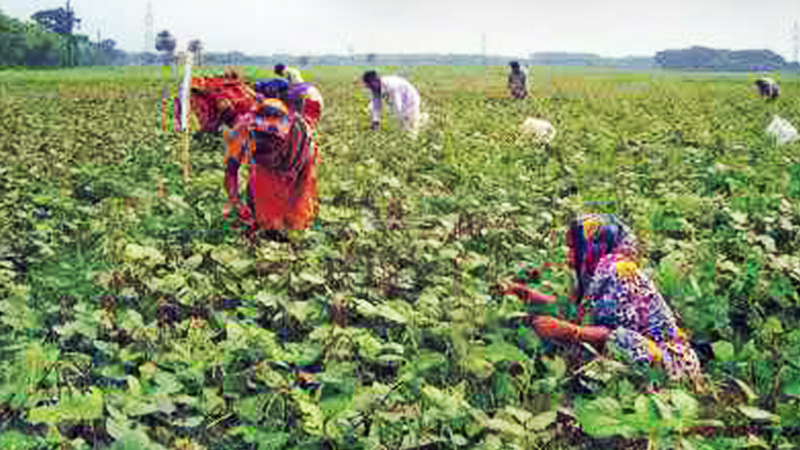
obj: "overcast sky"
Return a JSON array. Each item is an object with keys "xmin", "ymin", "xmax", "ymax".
[{"xmin": 4, "ymin": 0, "xmax": 800, "ymax": 60}]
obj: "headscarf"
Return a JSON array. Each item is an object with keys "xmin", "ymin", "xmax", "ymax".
[
  {"xmin": 255, "ymin": 78, "xmax": 290, "ymax": 103},
  {"xmin": 567, "ymin": 213, "xmax": 638, "ymax": 303}
]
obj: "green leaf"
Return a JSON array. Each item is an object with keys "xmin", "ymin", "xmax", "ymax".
[
  {"xmin": 380, "ymin": 342, "xmax": 405, "ymax": 355},
  {"xmin": 485, "ymin": 418, "xmax": 525, "ymax": 438},
  {"xmin": 126, "ymin": 375, "xmax": 141, "ymax": 397},
  {"xmin": 288, "ymin": 301, "xmax": 315, "ymax": 322},
  {"xmin": 745, "ymin": 434, "xmax": 770, "ymax": 449},
  {"xmin": 27, "ymin": 405, "xmax": 60, "ymax": 425},
  {"xmin": 732, "ymin": 378, "xmax": 758, "ymax": 404},
  {"xmin": 484, "ymin": 340, "xmax": 527, "ymax": 363},
  {"xmin": 157, "ymin": 272, "xmax": 186, "ymax": 295},
  {"xmin": 60, "ymin": 387, "xmax": 104, "ymax": 420},
  {"xmin": 731, "ymin": 211, "xmax": 748, "ymax": 225},
  {"xmin": 737, "ymin": 405, "xmax": 779, "ymax": 423},
  {"xmin": 125, "ymin": 399, "xmax": 159, "ymax": 416},
  {"xmin": 354, "ymin": 330, "xmax": 383, "ymax": 360},
  {"xmin": 154, "ymin": 371, "xmax": 183, "ymax": 394},
  {"xmin": 298, "ymin": 271, "xmax": 326, "ymax": 286},
  {"xmin": 239, "ymin": 395, "xmax": 264, "ymax": 423},
  {"xmin": 501, "ymin": 406, "xmax": 533, "ymax": 425},
  {"xmin": 375, "ymin": 304, "xmax": 408, "ymax": 324},
  {"xmin": 109, "ymin": 427, "xmax": 166, "ymax": 450},
  {"xmin": 184, "ymin": 253, "xmax": 203, "ymax": 269},
  {"xmin": 173, "ymin": 416, "xmax": 203, "ymax": 427},
  {"xmin": 781, "ymin": 367, "xmax": 800, "ymax": 396},
  {"xmin": 577, "ymin": 397, "xmax": 626, "ymax": 437},
  {"xmin": 256, "ymin": 431, "xmax": 291, "ymax": 450},
  {"xmin": 670, "ymin": 389, "xmax": 700, "ymax": 426},
  {"xmin": 0, "ymin": 430, "xmax": 39, "ymax": 449},
  {"xmin": 292, "ymin": 391, "xmax": 324, "ymax": 436},
  {"xmin": 714, "ymin": 341, "xmax": 735, "ymax": 362},
  {"xmin": 377, "ymin": 354, "xmax": 405, "ymax": 363},
  {"xmin": 106, "ymin": 407, "xmax": 129, "ymax": 440},
  {"xmin": 528, "ymin": 411, "xmax": 557, "ymax": 431},
  {"xmin": 121, "ymin": 309, "xmax": 144, "ymax": 330},
  {"xmin": 547, "ymin": 356, "xmax": 567, "ymax": 379}
]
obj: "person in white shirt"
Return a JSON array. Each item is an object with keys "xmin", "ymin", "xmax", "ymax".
[
  {"xmin": 275, "ymin": 64, "xmax": 304, "ymax": 86},
  {"xmin": 362, "ymin": 70, "xmax": 423, "ymax": 136}
]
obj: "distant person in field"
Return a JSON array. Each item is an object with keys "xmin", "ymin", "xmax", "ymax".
[
  {"xmin": 508, "ymin": 61, "xmax": 528, "ymax": 99},
  {"xmin": 755, "ymin": 77, "xmax": 780, "ymax": 100},
  {"xmin": 274, "ymin": 64, "xmax": 304, "ymax": 86},
  {"xmin": 362, "ymin": 70, "xmax": 424, "ymax": 136}
]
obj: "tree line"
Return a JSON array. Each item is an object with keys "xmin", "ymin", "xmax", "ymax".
[
  {"xmin": 0, "ymin": 3, "xmax": 200, "ymax": 68},
  {"xmin": 2, "ymin": 4, "xmax": 797, "ymax": 71}
]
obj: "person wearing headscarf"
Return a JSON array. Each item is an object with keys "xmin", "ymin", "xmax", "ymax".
[
  {"xmin": 188, "ymin": 71, "xmax": 321, "ymax": 233},
  {"xmin": 255, "ymin": 79, "xmax": 324, "ymax": 130},
  {"xmin": 502, "ymin": 213, "xmax": 708, "ymax": 393},
  {"xmin": 362, "ymin": 70, "xmax": 423, "ymax": 136},
  {"xmin": 222, "ymin": 96, "xmax": 319, "ymax": 232},
  {"xmin": 508, "ymin": 61, "xmax": 528, "ymax": 99},
  {"xmin": 755, "ymin": 77, "xmax": 780, "ymax": 100}
]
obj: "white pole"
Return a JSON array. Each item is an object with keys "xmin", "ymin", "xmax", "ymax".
[
  {"xmin": 179, "ymin": 46, "xmax": 192, "ymax": 182},
  {"xmin": 180, "ymin": 49, "xmax": 191, "ymax": 131}
]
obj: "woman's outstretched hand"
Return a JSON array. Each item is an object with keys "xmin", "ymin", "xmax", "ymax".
[{"xmin": 499, "ymin": 278, "xmax": 557, "ymax": 304}]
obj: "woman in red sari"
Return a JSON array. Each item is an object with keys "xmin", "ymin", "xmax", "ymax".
[{"xmin": 189, "ymin": 72, "xmax": 323, "ymax": 235}]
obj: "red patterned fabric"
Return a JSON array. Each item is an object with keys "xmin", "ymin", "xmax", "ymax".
[{"xmin": 189, "ymin": 77, "xmax": 257, "ymax": 132}]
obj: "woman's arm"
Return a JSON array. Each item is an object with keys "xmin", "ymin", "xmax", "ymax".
[
  {"xmin": 501, "ymin": 281, "xmax": 557, "ymax": 304},
  {"xmin": 529, "ymin": 316, "xmax": 612, "ymax": 350}
]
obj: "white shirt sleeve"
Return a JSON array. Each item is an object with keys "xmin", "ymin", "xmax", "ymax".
[{"xmin": 287, "ymin": 67, "xmax": 304, "ymax": 84}]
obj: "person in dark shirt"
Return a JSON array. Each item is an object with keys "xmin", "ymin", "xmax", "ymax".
[
  {"xmin": 508, "ymin": 61, "xmax": 528, "ymax": 99},
  {"xmin": 755, "ymin": 77, "xmax": 780, "ymax": 100}
]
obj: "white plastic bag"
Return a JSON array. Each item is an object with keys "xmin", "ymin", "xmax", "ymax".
[
  {"xmin": 519, "ymin": 117, "xmax": 556, "ymax": 144},
  {"xmin": 766, "ymin": 115, "xmax": 798, "ymax": 145}
]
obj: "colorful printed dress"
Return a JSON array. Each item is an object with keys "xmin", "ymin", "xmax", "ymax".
[
  {"xmin": 221, "ymin": 97, "xmax": 320, "ymax": 231},
  {"xmin": 569, "ymin": 213, "xmax": 707, "ymax": 392}
]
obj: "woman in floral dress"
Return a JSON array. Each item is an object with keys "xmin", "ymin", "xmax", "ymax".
[{"xmin": 502, "ymin": 213, "xmax": 708, "ymax": 393}]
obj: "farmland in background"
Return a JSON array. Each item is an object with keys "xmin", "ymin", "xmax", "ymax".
[{"xmin": 2, "ymin": 65, "xmax": 800, "ymax": 450}]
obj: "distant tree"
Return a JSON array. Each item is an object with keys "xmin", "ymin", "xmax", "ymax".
[
  {"xmin": 188, "ymin": 39, "xmax": 202, "ymax": 65},
  {"xmin": 366, "ymin": 53, "xmax": 376, "ymax": 64},
  {"xmin": 155, "ymin": 30, "xmax": 176, "ymax": 64},
  {"xmin": 99, "ymin": 38, "xmax": 115, "ymax": 52},
  {"xmin": 24, "ymin": 21, "xmax": 60, "ymax": 66},
  {"xmin": 92, "ymin": 38, "xmax": 119, "ymax": 65},
  {"xmin": 0, "ymin": 9, "xmax": 27, "ymax": 66},
  {"xmin": 31, "ymin": 0, "xmax": 82, "ymax": 66},
  {"xmin": 31, "ymin": 1, "xmax": 80, "ymax": 34}
]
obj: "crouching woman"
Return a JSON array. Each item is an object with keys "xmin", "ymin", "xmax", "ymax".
[{"xmin": 502, "ymin": 213, "xmax": 708, "ymax": 393}]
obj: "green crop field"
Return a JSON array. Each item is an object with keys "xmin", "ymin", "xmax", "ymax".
[{"xmin": 2, "ymin": 65, "xmax": 800, "ymax": 450}]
